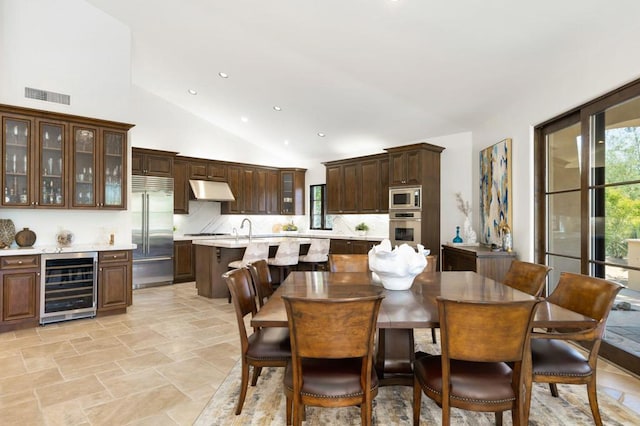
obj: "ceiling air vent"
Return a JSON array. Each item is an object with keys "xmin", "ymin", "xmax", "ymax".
[{"xmin": 24, "ymin": 87, "xmax": 70, "ymax": 105}]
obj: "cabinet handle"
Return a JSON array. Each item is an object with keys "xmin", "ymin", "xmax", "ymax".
[{"xmin": 17, "ymin": 260, "xmax": 23, "ymax": 264}]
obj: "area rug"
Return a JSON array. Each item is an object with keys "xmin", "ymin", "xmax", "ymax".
[{"xmin": 196, "ymin": 339, "xmax": 638, "ymax": 425}]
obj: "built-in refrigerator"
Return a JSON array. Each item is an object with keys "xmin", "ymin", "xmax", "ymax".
[{"xmin": 132, "ymin": 175, "xmax": 174, "ymax": 288}]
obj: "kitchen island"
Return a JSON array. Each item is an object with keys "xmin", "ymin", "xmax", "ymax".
[{"xmin": 193, "ymin": 237, "xmax": 313, "ymax": 298}]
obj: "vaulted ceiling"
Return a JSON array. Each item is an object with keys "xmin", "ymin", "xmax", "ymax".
[{"xmin": 85, "ymin": 0, "xmax": 640, "ymax": 162}]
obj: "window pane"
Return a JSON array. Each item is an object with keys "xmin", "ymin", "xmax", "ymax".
[
  {"xmin": 548, "ymin": 122, "xmax": 581, "ymax": 191},
  {"xmin": 547, "ymin": 255, "xmax": 581, "ymax": 294},
  {"xmin": 548, "ymin": 191, "xmax": 580, "ymax": 256}
]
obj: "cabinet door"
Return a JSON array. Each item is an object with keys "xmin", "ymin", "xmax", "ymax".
[
  {"xmin": 242, "ymin": 168, "xmax": 256, "ymax": 213},
  {"xmin": 255, "ymin": 168, "xmax": 269, "ymax": 214},
  {"xmin": 326, "ymin": 166, "xmax": 342, "ymax": 213},
  {"xmin": 266, "ymin": 169, "xmax": 279, "ymax": 214},
  {"xmin": 131, "ymin": 150, "xmax": 144, "ymax": 175},
  {"xmin": 71, "ymin": 125, "xmax": 98, "ymax": 208},
  {"xmin": 2, "ymin": 115, "xmax": 33, "ymax": 207},
  {"xmin": 101, "ymin": 130, "xmax": 126, "ymax": 209},
  {"xmin": 173, "ymin": 159, "xmax": 189, "ymax": 214},
  {"xmin": 224, "ymin": 166, "xmax": 243, "ymax": 213},
  {"xmin": 342, "ymin": 163, "xmax": 359, "ymax": 213},
  {"xmin": 405, "ymin": 150, "xmax": 422, "ymax": 185},
  {"xmin": 380, "ymin": 157, "xmax": 389, "ymax": 212},
  {"xmin": 37, "ymin": 120, "xmax": 67, "ymax": 208},
  {"xmin": 389, "ymin": 152, "xmax": 407, "ymax": 185},
  {"xmin": 360, "ymin": 159, "xmax": 380, "ymax": 213},
  {"xmin": 208, "ymin": 162, "xmax": 227, "ymax": 181},
  {"xmin": 1, "ymin": 270, "xmax": 39, "ymax": 321},
  {"xmin": 99, "ymin": 263, "xmax": 128, "ymax": 310},
  {"xmin": 330, "ymin": 239, "xmax": 352, "ymax": 254},
  {"xmin": 174, "ymin": 240, "xmax": 195, "ymax": 282},
  {"xmin": 144, "ymin": 154, "xmax": 173, "ymax": 177}
]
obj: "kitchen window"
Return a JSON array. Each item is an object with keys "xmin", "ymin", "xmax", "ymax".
[{"xmin": 309, "ymin": 184, "xmax": 332, "ymax": 230}]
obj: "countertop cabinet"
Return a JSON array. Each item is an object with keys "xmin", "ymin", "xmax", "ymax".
[
  {"xmin": 0, "ymin": 254, "xmax": 40, "ymax": 331},
  {"xmin": 441, "ymin": 244, "xmax": 517, "ymax": 283},
  {"xmin": 174, "ymin": 240, "xmax": 195, "ymax": 283},
  {"xmin": 1, "ymin": 104, "xmax": 133, "ymax": 210},
  {"xmin": 131, "ymin": 147, "xmax": 176, "ymax": 177},
  {"xmin": 98, "ymin": 250, "xmax": 132, "ymax": 313}
]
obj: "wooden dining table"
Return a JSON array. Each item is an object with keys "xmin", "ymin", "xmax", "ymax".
[{"xmin": 251, "ymin": 270, "xmax": 596, "ymax": 386}]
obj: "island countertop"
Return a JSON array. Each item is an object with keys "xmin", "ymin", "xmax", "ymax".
[{"xmin": 192, "ymin": 236, "xmax": 313, "ymax": 249}]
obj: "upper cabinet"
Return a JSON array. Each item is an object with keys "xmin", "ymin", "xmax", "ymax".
[
  {"xmin": 1, "ymin": 104, "xmax": 133, "ymax": 210},
  {"xmin": 131, "ymin": 147, "xmax": 176, "ymax": 177},
  {"xmin": 386, "ymin": 143, "xmax": 444, "ymax": 186},
  {"xmin": 189, "ymin": 159, "xmax": 227, "ymax": 181},
  {"xmin": 280, "ymin": 169, "xmax": 305, "ymax": 215},
  {"xmin": 173, "ymin": 158, "xmax": 189, "ymax": 214}
]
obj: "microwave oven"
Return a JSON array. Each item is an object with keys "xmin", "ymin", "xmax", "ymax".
[{"xmin": 389, "ymin": 186, "xmax": 422, "ymax": 210}]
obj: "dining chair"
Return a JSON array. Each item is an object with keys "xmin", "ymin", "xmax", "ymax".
[
  {"xmin": 283, "ymin": 293, "xmax": 384, "ymax": 426},
  {"xmin": 227, "ymin": 241, "xmax": 270, "ymax": 302},
  {"xmin": 413, "ymin": 297, "xmax": 540, "ymax": 426},
  {"xmin": 502, "ymin": 260, "xmax": 552, "ymax": 297},
  {"xmin": 268, "ymin": 240, "xmax": 301, "ymax": 283},
  {"xmin": 247, "ymin": 259, "xmax": 274, "ymax": 309},
  {"xmin": 298, "ymin": 238, "xmax": 331, "ymax": 270},
  {"xmin": 524, "ymin": 272, "xmax": 624, "ymax": 426},
  {"xmin": 328, "ymin": 253, "xmax": 369, "ymax": 272},
  {"xmin": 424, "ymin": 254, "xmax": 438, "ymax": 343},
  {"xmin": 223, "ymin": 268, "xmax": 290, "ymax": 415}
]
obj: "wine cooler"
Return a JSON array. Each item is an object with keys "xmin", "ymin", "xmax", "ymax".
[{"xmin": 40, "ymin": 251, "xmax": 97, "ymax": 325}]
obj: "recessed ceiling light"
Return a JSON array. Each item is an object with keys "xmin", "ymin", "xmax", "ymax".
[
  {"xmin": 284, "ymin": 140, "xmax": 289, "ymax": 145},
  {"xmin": 218, "ymin": 72, "xmax": 229, "ymax": 78},
  {"xmin": 187, "ymin": 89, "xmax": 198, "ymax": 95},
  {"xmin": 241, "ymin": 116, "xmax": 249, "ymax": 123},
  {"xmin": 273, "ymin": 106, "xmax": 282, "ymax": 111},
  {"xmin": 317, "ymin": 132, "xmax": 326, "ymax": 137}
]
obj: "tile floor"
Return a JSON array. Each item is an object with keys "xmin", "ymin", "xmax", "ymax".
[{"xmin": 0, "ymin": 282, "xmax": 638, "ymax": 425}]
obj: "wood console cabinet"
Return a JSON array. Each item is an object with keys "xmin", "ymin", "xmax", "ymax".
[
  {"xmin": 0, "ymin": 254, "xmax": 40, "ymax": 331},
  {"xmin": 174, "ymin": 240, "xmax": 195, "ymax": 283},
  {"xmin": 98, "ymin": 250, "xmax": 132, "ymax": 314},
  {"xmin": 441, "ymin": 244, "xmax": 517, "ymax": 283},
  {"xmin": 1, "ymin": 104, "xmax": 133, "ymax": 210}
]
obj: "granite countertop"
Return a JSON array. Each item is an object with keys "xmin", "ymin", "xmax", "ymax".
[{"xmin": 0, "ymin": 243, "xmax": 137, "ymax": 256}]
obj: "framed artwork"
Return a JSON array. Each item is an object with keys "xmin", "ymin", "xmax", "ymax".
[{"xmin": 480, "ymin": 138, "xmax": 512, "ymax": 245}]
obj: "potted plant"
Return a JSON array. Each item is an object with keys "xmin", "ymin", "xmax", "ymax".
[
  {"xmin": 282, "ymin": 222, "xmax": 298, "ymax": 233},
  {"xmin": 355, "ymin": 222, "xmax": 369, "ymax": 236}
]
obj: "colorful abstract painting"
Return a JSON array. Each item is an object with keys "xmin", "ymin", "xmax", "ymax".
[{"xmin": 480, "ymin": 138, "xmax": 512, "ymax": 245}]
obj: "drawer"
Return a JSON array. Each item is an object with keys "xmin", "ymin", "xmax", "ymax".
[
  {"xmin": 1, "ymin": 255, "xmax": 40, "ymax": 269},
  {"xmin": 99, "ymin": 250, "xmax": 130, "ymax": 264}
]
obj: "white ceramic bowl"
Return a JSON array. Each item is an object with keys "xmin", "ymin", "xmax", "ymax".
[{"xmin": 373, "ymin": 271, "xmax": 419, "ymax": 291}]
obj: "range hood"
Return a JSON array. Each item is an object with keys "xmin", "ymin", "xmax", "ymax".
[{"xmin": 189, "ymin": 180, "xmax": 235, "ymax": 201}]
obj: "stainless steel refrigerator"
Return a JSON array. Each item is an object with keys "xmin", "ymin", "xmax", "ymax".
[{"xmin": 132, "ymin": 175, "xmax": 174, "ymax": 288}]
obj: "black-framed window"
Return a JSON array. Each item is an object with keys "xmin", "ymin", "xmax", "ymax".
[{"xmin": 309, "ymin": 184, "xmax": 332, "ymax": 230}]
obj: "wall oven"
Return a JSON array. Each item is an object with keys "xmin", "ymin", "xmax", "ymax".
[
  {"xmin": 389, "ymin": 211, "xmax": 422, "ymax": 247},
  {"xmin": 389, "ymin": 186, "xmax": 421, "ymax": 210}
]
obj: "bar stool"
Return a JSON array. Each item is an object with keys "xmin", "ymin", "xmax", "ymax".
[
  {"xmin": 298, "ymin": 238, "xmax": 330, "ymax": 270},
  {"xmin": 267, "ymin": 240, "xmax": 300, "ymax": 284},
  {"xmin": 227, "ymin": 241, "xmax": 269, "ymax": 302}
]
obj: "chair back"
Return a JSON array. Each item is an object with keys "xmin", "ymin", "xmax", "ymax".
[
  {"xmin": 329, "ymin": 254, "xmax": 369, "ymax": 272},
  {"xmin": 502, "ymin": 260, "xmax": 552, "ymax": 296},
  {"xmin": 223, "ymin": 268, "xmax": 258, "ymax": 351},
  {"xmin": 300, "ymin": 238, "xmax": 330, "ymax": 262},
  {"xmin": 241, "ymin": 241, "xmax": 269, "ymax": 264},
  {"xmin": 546, "ymin": 272, "xmax": 624, "ymax": 337},
  {"xmin": 273, "ymin": 240, "xmax": 301, "ymax": 265},
  {"xmin": 283, "ymin": 294, "xmax": 384, "ymax": 359},
  {"xmin": 438, "ymin": 297, "xmax": 539, "ymax": 363},
  {"xmin": 247, "ymin": 259, "xmax": 274, "ymax": 308}
]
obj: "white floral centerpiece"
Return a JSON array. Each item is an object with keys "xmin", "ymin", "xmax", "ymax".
[{"xmin": 368, "ymin": 239, "xmax": 427, "ymax": 290}]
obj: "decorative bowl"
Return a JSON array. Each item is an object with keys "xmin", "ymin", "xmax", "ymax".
[{"xmin": 368, "ymin": 239, "xmax": 427, "ymax": 291}]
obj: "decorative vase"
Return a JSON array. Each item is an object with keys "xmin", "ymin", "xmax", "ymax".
[
  {"xmin": 0, "ymin": 219, "xmax": 16, "ymax": 248},
  {"xmin": 452, "ymin": 226, "xmax": 463, "ymax": 243},
  {"xmin": 56, "ymin": 229, "xmax": 74, "ymax": 247},
  {"xmin": 15, "ymin": 227, "xmax": 36, "ymax": 247},
  {"xmin": 463, "ymin": 216, "xmax": 477, "ymax": 244}
]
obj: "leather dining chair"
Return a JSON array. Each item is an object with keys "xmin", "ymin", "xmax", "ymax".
[
  {"xmin": 247, "ymin": 259, "xmax": 274, "ymax": 309},
  {"xmin": 413, "ymin": 297, "xmax": 540, "ymax": 426},
  {"xmin": 283, "ymin": 293, "xmax": 384, "ymax": 426},
  {"xmin": 502, "ymin": 260, "xmax": 552, "ymax": 297},
  {"xmin": 223, "ymin": 268, "xmax": 290, "ymax": 415},
  {"xmin": 524, "ymin": 272, "xmax": 624, "ymax": 426},
  {"xmin": 423, "ymin": 254, "xmax": 438, "ymax": 343},
  {"xmin": 328, "ymin": 253, "xmax": 369, "ymax": 272}
]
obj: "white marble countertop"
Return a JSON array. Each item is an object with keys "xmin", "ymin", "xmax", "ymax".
[
  {"xmin": 193, "ymin": 236, "xmax": 314, "ymax": 249},
  {"xmin": 175, "ymin": 232, "xmax": 387, "ymax": 242},
  {"xmin": 0, "ymin": 243, "xmax": 136, "ymax": 256}
]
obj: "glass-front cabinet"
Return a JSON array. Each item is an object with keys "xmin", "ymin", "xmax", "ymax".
[{"xmin": 1, "ymin": 104, "xmax": 132, "ymax": 210}]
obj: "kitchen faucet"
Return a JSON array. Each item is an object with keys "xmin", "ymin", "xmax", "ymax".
[
  {"xmin": 240, "ymin": 218, "xmax": 252, "ymax": 242},
  {"xmin": 232, "ymin": 227, "xmax": 238, "ymax": 242}
]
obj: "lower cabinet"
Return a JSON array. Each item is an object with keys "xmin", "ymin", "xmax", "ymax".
[
  {"xmin": 330, "ymin": 239, "xmax": 381, "ymax": 254},
  {"xmin": 0, "ymin": 255, "xmax": 40, "ymax": 331},
  {"xmin": 98, "ymin": 250, "xmax": 132, "ymax": 313},
  {"xmin": 441, "ymin": 245, "xmax": 517, "ymax": 283},
  {"xmin": 174, "ymin": 240, "xmax": 195, "ymax": 283}
]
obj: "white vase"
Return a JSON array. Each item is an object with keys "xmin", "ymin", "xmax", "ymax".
[{"xmin": 463, "ymin": 216, "xmax": 477, "ymax": 244}]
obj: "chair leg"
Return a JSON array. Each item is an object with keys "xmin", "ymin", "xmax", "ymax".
[
  {"xmin": 235, "ymin": 359, "xmax": 249, "ymax": 415},
  {"xmin": 495, "ymin": 411, "xmax": 503, "ymax": 426},
  {"xmin": 587, "ymin": 379, "xmax": 604, "ymax": 426},
  {"xmin": 286, "ymin": 394, "xmax": 292, "ymax": 425},
  {"xmin": 413, "ymin": 376, "xmax": 422, "ymax": 426},
  {"xmin": 549, "ymin": 383, "xmax": 559, "ymax": 397},
  {"xmin": 431, "ymin": 328, "xmax": 437, "ymax": 344},
  {"xmin": 250, "ymin": 366, "xmax": 262, "ymax": 386}
]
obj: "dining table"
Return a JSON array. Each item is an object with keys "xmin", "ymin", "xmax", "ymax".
[{"xmin": 251, "ymin": 270, "xmax": 597, "ymax": 386}]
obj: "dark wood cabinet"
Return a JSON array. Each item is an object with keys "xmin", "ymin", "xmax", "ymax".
[
  {"xmin": 256, "ymin": 168, "xmax": 279, "ymax": 214},
  {"xmin": 325, "ymin": 162, "xmax": 358, "ymax": 213},
  {"xmin": 0, "ymin": 255, "xmax": 40, "ymax": 331},
  {"xmin": 330, "ymin": 238, "xmax": 381, "ymax": 254},
  {"xmin": 98, "ymin": 250, "xmax": 132, "ymax": 313},
  {"xmin": 189, "ymin": 160, "xmax": 227, "ymax": 181},
  {"xmin": 131, "ymin": 147, "xmax": 176, "ymax": 177},
  {"xmin": 441, "ymin": 244, "xmax": 517, "ymax": 283},
  {"xmin": 388, "ymin": 149, "xmax": 422, "ymax": 185},
  {"xmin": 174, "ymin": 240, "xmax": 195, "ymax": 283},
  {"xmin": 173, "ymin": 158, "xmax": 189, "ymax": 214},
  {"xmin": 280, "ymin": 169, "xmax": 306, "ymax": 215}
]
